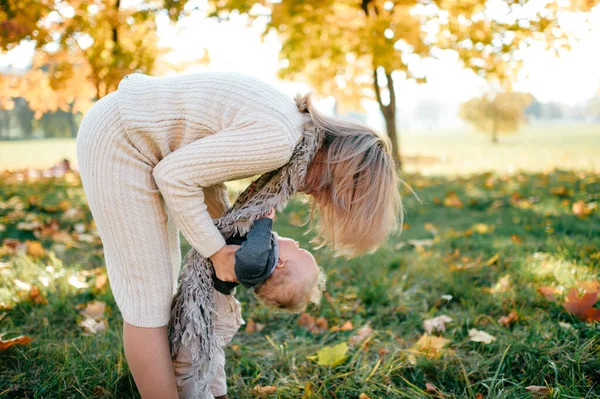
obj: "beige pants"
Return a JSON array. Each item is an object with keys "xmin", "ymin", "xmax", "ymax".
[{"xmin": 173, "ymin": 288, "xmax": 244, "ymax": 398}]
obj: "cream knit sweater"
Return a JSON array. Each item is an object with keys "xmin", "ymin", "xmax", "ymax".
[{"xmin": 116, "ymin": 72, "xmax": 308, "ymax": 259}]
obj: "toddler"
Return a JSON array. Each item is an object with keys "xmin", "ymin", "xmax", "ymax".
[{"xmin": 174, "ymin": 213, "xmax": 326, "ymax": 399}]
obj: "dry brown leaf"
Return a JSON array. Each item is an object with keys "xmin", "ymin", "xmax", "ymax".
[
  {"xmin": 81, "ymin": 300, "xmax": 106, "ymax": 321},
  {"xmin": 349, "ymin": 325, "xmax": 373, "ymax": 345},
  {"xmin": 562, "ymin": 288, "xmax": 600, "ymax": 321},
  {"xmin": 475, "ymin": 394, "xmax": 485, "ymax": 399},
  {"xmin": 297, "ymin": 313, "xmax": 328, "ymax": 334},
  {"xmin": 525, "ymin": 385, "xmax": 551, "ymax": 398},
  {"xmin": 425, "ymin": 382, "xmax": 448, "ymax": 398},
  {"xmin": 537, "ymin": 286, "xmax": 558, "ymax": 302},
  {"xmin": 358, "ymin": 394, "xmax": 371, "ymax": 399},
  {"xmin": 253, "ymin": 385, "xmax": 277, "ymax": 397},
  {"xmin": 330, "ymin": 320, "xmax": 354, "ymax": 332},
  {"xmin": 498, "ymin": 311, "xmax": 517, "ymax": 326},
  {"xmin": 245, "ymin": 318, "xmax": 265, "ymax": 334},
  {"xmin": 0, "ymin": 335, "xmax": 32, "ymax": 351},
  {"xmin": 29, "ymin": 285, "xmax": 48, "ymax": 305}
]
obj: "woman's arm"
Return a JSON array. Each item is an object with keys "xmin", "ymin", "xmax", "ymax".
[{"xmin": 152, "ymin": 124, "xmax": 294, "ymax": 263}]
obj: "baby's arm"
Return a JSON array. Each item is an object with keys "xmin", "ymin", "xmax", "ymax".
[{"xmin": 234, "ymin": 217, "xmax": 275, "ymax": 286}]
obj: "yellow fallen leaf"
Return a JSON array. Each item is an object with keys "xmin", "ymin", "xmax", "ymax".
[
  {"xmin": 25, "ymin": 240, "xmax": 45, "ymax": 257},
  {"xmin": 359, "ymin": 394, "xmax": 371, "ymax": 399},
  {"xmin": 409, "ymin": 334, "xmax": 450, "ymax": 360},
  {"xmin": 484, "ymin": 254, "xmax": 500, "ymax": 266},
  {"xmin": 307, "ymin": 342, "xmax": 349, "ymax": 367}
]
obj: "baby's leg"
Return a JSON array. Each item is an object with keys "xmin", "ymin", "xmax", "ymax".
[
  {"xmin": 173, "ymin": 346, "xmax": 195, "ymax": 399},
  {"xmin": 210, "ymin": 288, "xmax": 244, "ymax": 398}
]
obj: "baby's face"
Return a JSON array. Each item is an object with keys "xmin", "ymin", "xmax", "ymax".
[{"xmin": 273, "ymin": 237, "xmax": 318, "ymax": 290}]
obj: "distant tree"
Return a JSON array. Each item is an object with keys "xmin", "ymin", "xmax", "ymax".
[
  {"xmin": 525, "ymin": 97, "xmax": 543, "ymax": 120},
  {"xmin": 460, "ymin": 92, "xmax": 532, "ymax": 143},
  {"xmin": 542, "ymin": 101, "xmax": 565, "ymax": 120},
  {"xmin": 208, "ymin": 0, "xmax": 596, "ymax": 168},
  {"xmin": 585, "ymin": 95, "xmax": 600, "ymax": 121}
]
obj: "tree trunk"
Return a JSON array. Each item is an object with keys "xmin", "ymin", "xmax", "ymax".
[
  {"xmin": 67, "ymin": 102, "xmax": 77, "ymax": 137},
  {"xmin": 373, "ymin": 68, "xmax": 401, "ymax": 169}
]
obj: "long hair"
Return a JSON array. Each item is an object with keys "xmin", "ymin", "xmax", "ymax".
[{"xmin": 296, "ymin": 93, "xmax": 403, "ymax": 257}]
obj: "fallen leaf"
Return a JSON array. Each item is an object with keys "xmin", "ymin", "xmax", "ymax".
[
  {"xmin": 510, "ymin": 234, "xmax": 523, "ymax": 245},
  {"xmin": 330, "ymin": 320, "xmax": 354, "ymax": 332},
  {"xmin": 359, "ymin": 394, "xmax": 371, "ymax": 399},
  {"xmin": 29, "ymin": 285, "xmax": 48, "ymax": 305},
  {"xmin": 578, "ymin": 280, "xmax": 600, "ymax": 294},
  {"xmin": 410, "ymin": 334, "xmax": 450, "ymax": 360},
  {"xmin": 468, "ymin": 329, "xmax": 496, "ymax": 344},
  {"xmin": 498, "ymin": 311, "xmax": 517, "ymax": 327},
  {"xmin": 475, "ymin": 394, "xmax": 485, "ymax": 399},
  {"xmin": 78, "ymin": 317, "xmax": 107, "ymax": 335},
  {"xmin": 0, "ymin": 335, "xmax": 32, "ymax": 351},
  {"xmin": 297, "ymin": 313, "xmax": 327, "ymax": 334},
  {"xmin": 525, "ymin": 385, "xmax": 551, "ymax": 398},
  {"xmin": 253, "ymin": 385, "xmax": 277, "ymax": 397},
  {"xmin": 423, "ymin": 315, "xmax": 453, "ymax": 334},
  {"xmin": 81, "ymin": 300, "xmax": 106, "ymax": 321},
  {"xmin": 443, "ymin": 191, "xmax": 463, "ymax": 208},
  {"xmin": 425, "ymin": 382, "xmax": 448, "ymax": 398},
  {"xmin": 562, "ymin": 288, "xmax": 600, "ymax": 321},
  {"xmin": 307, "ymin": 342, "xmax": 349, "ymax": 367},
  {"xmin": 349, "ymin": 325, "xmax": 373, "ymax": 345},
  {"xmin": 94, "ymin": 273, "xmax": 108, "ymax": 290},
  {"xmin": 488, "ymin": 275, "xmax": 511, "ymax": 293},
  {"xmin": 572, "ymin": 200, "xmax": 591, "ymax": 216},
  {"xmin": 550, "ymin": 186, "xmax": 568, "ymax": 197},
  {"xmin": 25, "ymin": 240, "xmax": 45, "ymax": 257},
  {"xmin": 245, "ymin": 319, "xmax": 265, "ymax": 334},
  {"xmin": 68, "ymin": 275, "xmax": 89, "ymax": 289},
  {"xmin": 473, "ymin": 223, "xmax": 493, "ymax": 234},
  {"xmin": 537, "ymin": 286, "xmax": 559, "ymax": 302}
]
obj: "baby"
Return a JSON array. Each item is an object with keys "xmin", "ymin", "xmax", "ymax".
[{"xmin": 174, "ymin": 212, "xmax": 326, "ymax": 399}]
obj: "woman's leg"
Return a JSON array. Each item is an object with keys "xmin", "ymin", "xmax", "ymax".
[
  {"xmin": 76, "ymin": 93, "xmax": 180, "ymax": 398},
  {"xmin": 124, "ymin": 324, "xmax": 178, "ymax": 399}
]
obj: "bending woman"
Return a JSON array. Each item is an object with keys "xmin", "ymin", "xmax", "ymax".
[{"xmin": 76, "ymin": 72, "xmax": 402, "ymax": 399}]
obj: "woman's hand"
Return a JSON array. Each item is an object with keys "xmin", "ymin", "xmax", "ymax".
[
  {"xmin": 264, "ymin": 207, "xmax": 276, "ymax": 220},
  {"xmin": 209, "ymin": 245, "xmax": 241, "ymax": 282}
]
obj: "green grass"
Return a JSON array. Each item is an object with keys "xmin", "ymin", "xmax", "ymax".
[{"xmin": 1, "ymin": 169, "xmax": 599, "ymax": 398}]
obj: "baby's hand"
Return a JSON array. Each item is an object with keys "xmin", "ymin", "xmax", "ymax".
[{"xmin": 264, "ymin": 208, "xmax": 276, "ymax": 220}]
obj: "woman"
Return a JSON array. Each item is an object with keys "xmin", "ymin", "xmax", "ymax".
[{"xmin": 76, "ymin": 72, "xmax": 402, "ymax": 399}]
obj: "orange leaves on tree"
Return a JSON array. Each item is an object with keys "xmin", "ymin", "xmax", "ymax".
[
  {"xmin": 561, "ymin": 288, "xmax": 600, "ymax": 322},
  {"xmin": 0, "ymin": 335, "xmax": 32, "ymax": 352}
]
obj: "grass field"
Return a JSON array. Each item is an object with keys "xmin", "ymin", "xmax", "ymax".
[
  {"xmin": 1, "ymin": 123, "xmax": 599, "ymax": 174},
  {"xmin": 1, "ymin": 166, "xmax": 599, "ymax": 398}
]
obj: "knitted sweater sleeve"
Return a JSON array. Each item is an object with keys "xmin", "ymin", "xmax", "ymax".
[{"xmin": 152, "ymin": 124, "xmax": 295, "ymax": 258}]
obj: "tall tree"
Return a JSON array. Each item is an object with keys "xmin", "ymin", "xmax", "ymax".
[
  {"xmin": 1, "ymin": 0, "xmax": 196, "ymax": 109},
  {"xmin": 208, "ymin": 0, "xmax": 597, "ymax": 168},
  {"xmin": 459, "ymin": 92, "xmax": 532, "ymax": 143}
]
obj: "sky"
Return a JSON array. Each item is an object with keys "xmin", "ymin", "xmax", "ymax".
[{"xmin": 1, "ymin": 1, "xmax": 599, "ymax": 122}]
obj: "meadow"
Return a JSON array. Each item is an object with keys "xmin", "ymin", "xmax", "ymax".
[{"xmin": 1, "ymin": 128, "xmax": 599, "ymax": 398}]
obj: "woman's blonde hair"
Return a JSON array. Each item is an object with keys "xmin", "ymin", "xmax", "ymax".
[{"xmin": 296, "ymin": 93, "xmax": 403, "ymax": 257}]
